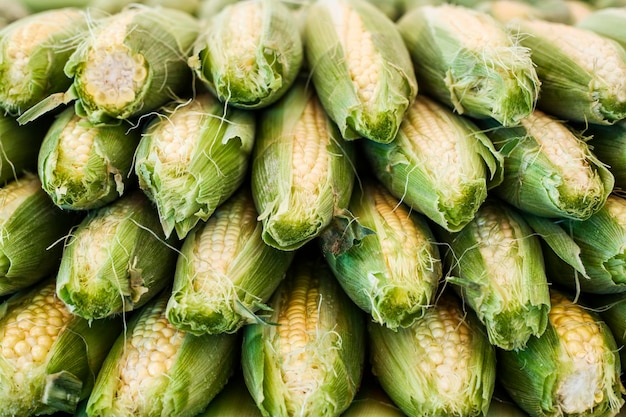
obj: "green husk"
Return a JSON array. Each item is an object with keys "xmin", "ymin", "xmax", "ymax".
[
  {"xmin": 190, "ymin": 0, "xmax": 303, "ymax": 109},
  {"xmin": 341, "ymin": 373, "xmax": 405, "ymax": 417},
  {"xmin": 194, "ymin": 374, "xmax": 262, "ymax": 417},
  {"xmin": 438, "ymin": 198, "xmax": 550, "ymax": 351},
  {"xmin": 577, "ymin": 7, "xmax": 626, "ymax": 49},
  {"xmin": 362, "ymin": 94, "xmax": 503, "ymax": 232},
  {"xmin": 53, "ymin": 5, "xmax": 199, "ymax": 125},
  {"xmin": 166, "ymin": 187, "xmax": 295, "ymax": 335},
  {"xmin": 241, "ymin": 248, "xmax": 366, "ymax": 417},
  {"xmin": 0, "ymin": 174, "xmax": 80, "ymax": 296},
  {"xmin": 397, "ymin": 4, "xmax": 539, "ymax": 126},
  {"xmin": 55, "ymin": 190, "xmax": 179, "ymax": 321},
  {"xmin": 251, "ymin": 79, "xmax": 355, "ymax": 251},
  {"xmin": 585, "ymin": 292, "xmax": 626, "ymax": 368},
  {"xmin": 38, "ymin": 107, "xmax": 140, "ymax": 210},
  {"xmin": 525, "ymin": 194, "xmax": 626, "ymax": 294},
  {"xmin": 0, "ymin": 279, "xmax": 123, "ymax": 417},
  {"xmin": 479, "ymin": 110, "xmax": 614, "ymax": 220},
  {"xmin": 511, "ymin": 17, "xmax": 626, "ymax": 124},
  {"xmin": 583, "ymin": 121, "xmax": 626, "ymax": 191},
  {"xmin": 0, "ymin": 111, "xmax": 50, "ymax": 186},
  {"xmin": 319, "ymin": 179, "xmax": 441, "ymax": 329},
  {"xmin": 0, "ymin": 8, "xmax": 90, "ymax": 116},
  {"xmin": 498, "ymin": 290, "xmax": 625, "ymax": 417},
  {"xmin": 86, "ymin": 291, "xmax": 239, "ymax": 417},
  {"xmin": 135, "ymin": 93, "xmax": 255, "ymax": 240},
  {"xmin": 368, "ymin": 291, "xmax": 496, "ymax": 417},
  {"xmin": 304, "ymin": 0, "xmax": 418, "ymax": 143}
]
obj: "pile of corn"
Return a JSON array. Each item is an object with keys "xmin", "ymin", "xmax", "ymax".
[{"xmin": 3, "ymin": 0, "xmax": 626, "ymax": 416}]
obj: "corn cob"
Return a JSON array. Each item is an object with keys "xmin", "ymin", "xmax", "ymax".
[
  {"xmin": 0, "ymin": 8, "xmax": 90, "ymax": 116},
  {"xmin": 480, "ymin": 109, "xmax": 613, "ymax": 220},
  {"xmin": 438, "ymin": 198, "xmax": 550, "ymax": 350},
  {"xmin": 190, "ymin": 0, "xmax": 303, "ymax": 109},
  {"xmin": 0, "ymin": 174, "xmax": 80, "ymax": 296},
  {"xmin": 29, "ymin": 5, "xmax": 201, "ymax": 126},
  {"xmin": 511, "ymin": 17, "xmax": 626, "ymax": 124},
  {"xmin": 241, "ymin": 248, "xmax": 366, "ymax": 417},
  {"xmin": 135, "ymin": 93, "xmax": 255, "ymax": 240},
  {"xmin": 362, "ymin": 94, "xmax": 502, "ymax": 232},
  {"xmin": 498, "ymin": 290, "xmax": 625, "ymax": 417},
  {"xmin": 38, "ymin": 107, "xmax": 140, "ymax": 210},
  {"xmin": 586, "ymin": 293, "xmax": 626, "ymax": 370},
  {"xmin": 0, "ymin": 279, "xmax": 122, "ymax": 416},
  {"xmin": 166, "ymin": 187, "xmax": 295, "ymax": 335},
  {"xmin": 0, "ymin": 110, "xmax": 50, "ymax": 186},
  {"xmin": 319, "ymin": 179, "xmax": 441, "ymax": 329},
  {"xmin": 304, "ymin": 0, "xmax": 418, "ymax": 143},
  {"xmin": 55, "ymin": 190, "xmax": 178, "ymax": 321},
  {"xmin": 86, "ymin": 290, "xmax": 239, "ymax": 417},
  {"xmin": 527, "ymin": 194, "xmax": 626, "ymax": 294},
  {"xmin": 251, "ymin": 80, "xmax": 355, "ymax": 251},
  {"xmin": 397, "ymin": 4, "xmax": 539, "ymax": 127},
  {"xmin": 368, "ymin": 291, "xmax": 496, "ymax": 417}
]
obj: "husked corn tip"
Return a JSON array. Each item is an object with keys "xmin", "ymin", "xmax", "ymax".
[
  {"xmin": 401, "ymin": 97, "xmax": 465, "ymax": 202},
  {"xmin": 0, "ymin": 174, "xmax": 40, "ymax": 227},
  {"xmin": 604, "ymin": 195, "xmax": 626, "ymax": 229},
  {"xmin": 276, "ymin": 273, "xmax": 322, "ymax": 415},
  {"xmin": 225, "ymin": 1, "xmax": 262, "ymax": 73},
  {"xmin": 414, "ymin": 295, "xmax": 473, "ymax": 395},
  {"xmin": 291, "ymin": 97, "xmax": 329, "ymax": 201},
  {"xmin": 4, "ymin": 9, "xmax": 82, "ymax": 93},
  {"xmin": 473, "ymin": 205, "xmax": 518, "ymax": 289},
  {"xmin": 521, "ymin": 19, "xmax": 626, "ymax": 102},
  {"xmin": 152, "ymin": 100, "xmax": 202, "ymax": 166},
  {"xmin": 110, "ymin": 296, "xmax": 184, "ymax": 415},
  {"xmin": 521, "ymin": 111, "xmax": 602, "ymax": 193},
  {"xmin": 56, "ymin": 113, "xmax": 96, "ymax": 174},
  {"xmin": 550, "ymin": 292, "xmax": 607, "ymax": 414},
  {"xmin": 0, "ymin": 282, "xmax": 71, "ymax": 385},
  {"xmin": 72, "ymin": 203, "xmax": 131, "ymax": 283},
  {"xmin": 430, "ymin": 4, "xmax": 510, "ymax": 49},
  {"xmin": 373, "ymin": 183, "xmax": 428, "ymax": 279},
  {"xmin": 192, "ymin": 196, "xmax": 258, "ymax": 287},
  {"xmin": 331, "ymin": 1, "xmax": 381, "ymax": 105},
  {"xmin": 80, "ymin": 9, "xmax": 148, "ymax": 110}
]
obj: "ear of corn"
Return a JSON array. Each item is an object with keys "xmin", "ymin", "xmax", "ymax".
[
  {"xmin": 368, "ymin": 291, "xmax": 496, "ymax": 417},
  {"xmin": 196, "ymin": 0, "xmax": 240, "ymax": 19},
  {"xmin": 55, "ymin": 190, "xmax": 179, "ymax": 321},
  {"xmin": 135, "ymin": 93, "xmax": 255, "ymax": 240},
  {"xmin": 475, "ymin": 0, "xmax": 573, "ymax": 24},
  {"xmin": 190, "ymin": 0, "xmax": 303, "ymax": 109},
  {"xmin": 0, "ymin": 279, "xmax": 123, "ymax": 416},
  {"xmin": 319, "ymin": 179, "xmax": 441, "ymax": 329},
  {"xmin": 62, "ymin": 5, "xmax": 200, "ymax": 125},
  {"xmin": 587, "ymin": 293, "xmax": 626, "ymax": 370},
  {"xmin": 438, "ymin": 198, "xmax": 551, "ymax": 350},
  {"xmin": 86, "ymin": 290, "xmax": 239, "ymax": 417},
  {"xmin": 241, "ymin": 248, "xmax": 366, "ymax": 417},
  {"xmin": 480, "ymin": 110, "xmax": 614, "ymax": 220},
  {"xmin": 304, "ymin": 0, "xmax": 418, "ymax": 143},
  {"xmin": 362, "ymin": 94, "xmax": 503, "ymax": 232},
  {"xmin": 397, "ymin": 4, "xmax": 539, "ymax": 127},
  {"xmin": 0, "ymin": 111, "xmax": 50, "ymax": 186},
  {"xmin": 530, "ymin": 194, "xmax": 626, "ymax": 294},
  {"xmin": 166, "ymin": 187, "xmax": 295, "ymax": 335},
  {"xmin": 0, "ymin": 174, "xmax": 81, "ymax": 296},
  {"xmin": 251, "ymin": 80, "xmax": 356, "ymax": 251},
  {"xmin": 511, "ymin": 17, "xmax": 626, "ymax": 124},
  {"xmin": 0, "ymin": 8, "xmax": 90, "ymax": 116},
  {"xmin": 498, "ymin": 290, "xmax": 625, "ymax": 417},
  {"xmin": 577, "ymin": 7, "xmax": 626, "ymax": 50},
  {"xmin": 38, "ymin": 107, "xmax": 140, "ymax": 210}
]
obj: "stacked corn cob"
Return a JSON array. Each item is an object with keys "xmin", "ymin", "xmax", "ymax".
[{"xmin": 2, "ymin": 0, "xmax": 626, "ymax": 416}]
